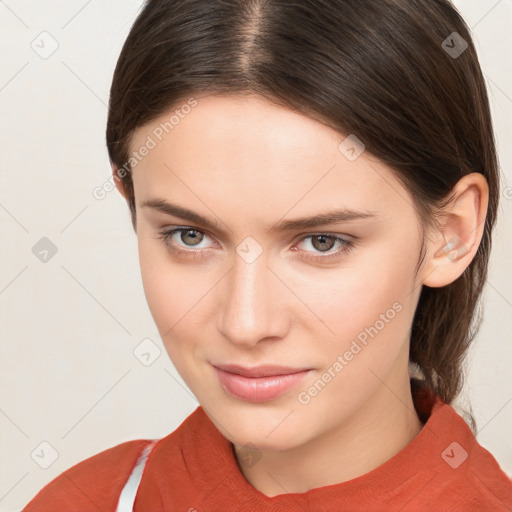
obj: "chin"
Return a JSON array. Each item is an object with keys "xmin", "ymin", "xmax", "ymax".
[{"xmin": 201, "ymin": 398, "xmax": 317, "ymax": 451}]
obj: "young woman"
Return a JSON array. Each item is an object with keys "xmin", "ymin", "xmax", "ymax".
[{"xmin": 23, "ymin": 0, "xmax": 512, "ymax": 510}]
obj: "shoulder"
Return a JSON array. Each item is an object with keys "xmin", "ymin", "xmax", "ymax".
[
  {"xmin": 464, "ymin": 465, "xmax": 512, "ymax": 511},
  {"xmin": 450, "ymin": 440, "xmax": 512, "ymax": 511},
  {"xmin": 423, "ymin": 401, "xmax": 512, "ymax": 511},
  {"xmin": 21, "ymin": 407, "xmax": 206, "ymax": 512},
  {"xmin": 428, "ymin": 457, "xmax": 512, "ymax": 511},
  {"xmin": 22, "ymin": 439, "xmax": 153, "ymax": 512}
]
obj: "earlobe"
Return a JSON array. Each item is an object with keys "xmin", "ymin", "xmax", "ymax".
[{"xmin": 421, "ymin": 173, "xmax": 489, "ymax": 288}]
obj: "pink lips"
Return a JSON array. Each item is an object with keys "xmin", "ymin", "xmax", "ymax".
[{"xmin": 212, "ymin": 363, "xmax": 312, "ymax": 402}]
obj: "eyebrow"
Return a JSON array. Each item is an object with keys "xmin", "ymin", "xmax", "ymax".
[{"xmin": 140, "ymin": 198, "xmax": 378, "ymax": 233}]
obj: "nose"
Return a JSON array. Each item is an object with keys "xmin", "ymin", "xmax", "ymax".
[{"xmin": 219, "ymin": 251, "xmax": 289, "ymax": 347}]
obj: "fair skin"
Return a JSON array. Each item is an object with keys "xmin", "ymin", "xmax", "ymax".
[{"xmin": 113, "ymin": 94, "xmax": 488, "ymax": 497}]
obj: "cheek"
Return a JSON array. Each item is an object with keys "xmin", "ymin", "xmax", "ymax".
[
  {"xmin": 137, "ymin": 235, "xmax": 220, "ymax": 374},
  {"xmin": 294, "ymin": 255, "xmax": 413, "ymax": 338},
  {"xmin": 294, "ymin": 251, "xmax": 417, "ymax": 379},
  {"xmin": 290, "ymin": 262, "xmax": 416, "ymax": 424},
  {"xmin": 138, "ymin": 238, "xmax": 198, "ymax": 340}
]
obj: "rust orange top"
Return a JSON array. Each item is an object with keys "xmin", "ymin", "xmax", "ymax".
[{"xmin": 23, "ymin": 385, "xmax": 512, "ymax": 511}]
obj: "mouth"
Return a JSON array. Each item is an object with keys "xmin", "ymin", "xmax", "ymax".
[{"xmin": 212, "ymin": 363, "xmax": 312, "ymax": 403}]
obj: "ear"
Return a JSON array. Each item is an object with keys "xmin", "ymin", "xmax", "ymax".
[
  {"xmin": 420, "ymin": 173, "xmax": 489, "ymax": 288},
  {"xmin": 112, "ymin": 164, "xmax": 128, "ymax": 199}
]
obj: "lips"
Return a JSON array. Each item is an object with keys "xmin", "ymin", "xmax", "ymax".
[
  {"xmin": 212, "ymin": 363, "xmax": 312, "ymax": 402},
  {"xmin": 213, "ymin": 363, "xmax": 311, "ymax": 378}
]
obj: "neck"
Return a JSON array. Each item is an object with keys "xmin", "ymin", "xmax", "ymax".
[{"xmin": 234, "ymin": 368, "xmax": 423, "ymax": 497}]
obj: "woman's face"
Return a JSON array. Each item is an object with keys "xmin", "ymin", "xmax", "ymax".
[{"xmin": 128, "ymin": 94, "xmax": 428, "ymax": 451}]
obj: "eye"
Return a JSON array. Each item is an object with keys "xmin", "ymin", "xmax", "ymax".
[
  {"xmin": 155, "ymin": 227, "xmax": 214, "ymax": 258},
  {"xmin": 293, "ymin": 233, "xmax": 355, "ymax": 263},
  {"xmin": 155, "ymin": 227, "xmax": 356, "ymax": 263}
]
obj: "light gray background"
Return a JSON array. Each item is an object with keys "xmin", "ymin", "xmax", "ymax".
[{"xmin": 0, "ymin": 1, "xmax": 511, "ymax": 510}]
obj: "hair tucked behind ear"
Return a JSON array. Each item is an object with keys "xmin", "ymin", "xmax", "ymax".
[{"xmin": 106, "ymin": 0, "xmax": 499, "ymax": 431}]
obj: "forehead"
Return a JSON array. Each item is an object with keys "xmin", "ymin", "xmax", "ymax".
[{"xmin": 129, "ymin": 94, "xmax": 414, "ymax": 225}]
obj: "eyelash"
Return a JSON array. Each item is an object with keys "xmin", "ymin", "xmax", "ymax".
[{"xmin": 154, "ymin": 227, "xmax": 356, "ymax": 263}]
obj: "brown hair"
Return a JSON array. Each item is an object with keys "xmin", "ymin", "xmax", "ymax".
[{"xmin": 106, "ymin": 0, "xmax": 499, "ymax": 430}]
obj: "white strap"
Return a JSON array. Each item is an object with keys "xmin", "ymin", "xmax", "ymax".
[{"xmin": 115, "ymin": 441, "xmax": 157, "ymax": 512}]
